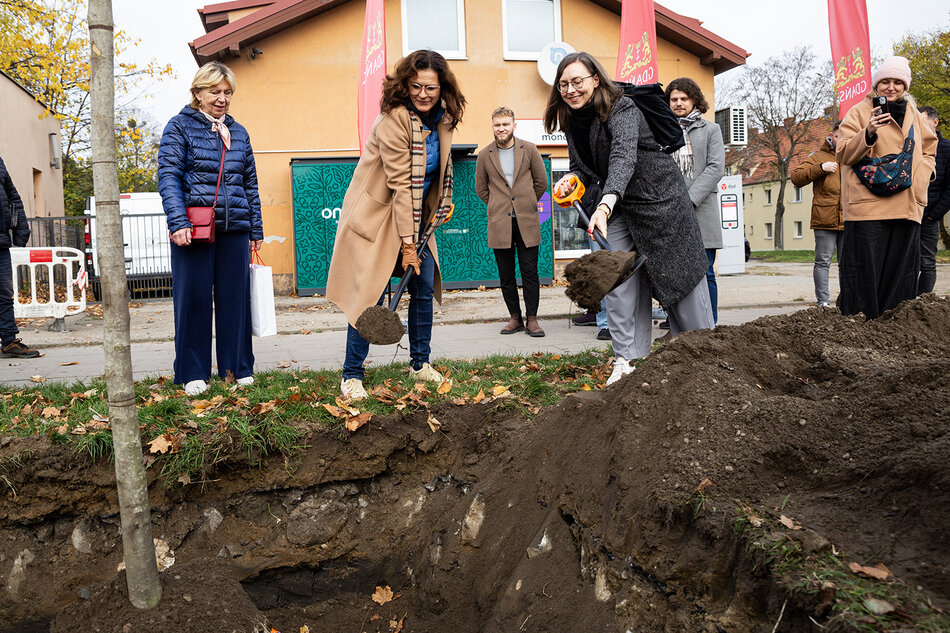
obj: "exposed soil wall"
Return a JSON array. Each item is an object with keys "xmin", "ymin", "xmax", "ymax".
[{"xmin": 1, "ymin": 296, "xmax": 948, "ymax": 632}]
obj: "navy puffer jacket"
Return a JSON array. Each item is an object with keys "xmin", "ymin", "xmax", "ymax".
[
  {"xmin": 158, "ymin": 106, "xmax": 263, "ymax": 240},
  {"xmin": 0, "ymin": 156, "xmax": 30, "ymax": 249}
]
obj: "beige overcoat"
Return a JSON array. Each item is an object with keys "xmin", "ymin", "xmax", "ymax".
[
  {"xmin": 475, "ymin": 138, "xmax": 548, "ymax": 249},
  {"xmin": 837, "ymin": 95, "xmax": 937, "ymax": 223},
  {"xmin": 326, "ymin": 106, "xmax": 453, "ymax": 325}
]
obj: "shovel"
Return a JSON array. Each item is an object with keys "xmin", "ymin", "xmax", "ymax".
[
  {"xmin": 553, "ymin": 176, "xmax": 646, "ymax": 312},
  {"xmin": 354, "ymin": 205, "xmax": 453, "ymax": 345}
]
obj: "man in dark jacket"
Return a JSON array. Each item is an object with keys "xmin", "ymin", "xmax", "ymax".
[
  {"xmin": 0, "ymin": 156, "xmax": 40, "ymax": 358},
  {"xmin": 791, "ymin": 120, "xmax": 843, "ymax": 307},
  {"xmin": 918, "ymin": 107, "xmax": 950, "ymax": 294}
]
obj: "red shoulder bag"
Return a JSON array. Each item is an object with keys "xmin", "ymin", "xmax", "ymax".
[{"xmin": 185, "ymin": 144, "xmax": 226, "ymax": 243}]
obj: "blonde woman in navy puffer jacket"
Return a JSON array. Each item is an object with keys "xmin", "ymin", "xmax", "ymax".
[{"xmin": 158, "ymin": 61, "xmax": 263, "ymax": 396}]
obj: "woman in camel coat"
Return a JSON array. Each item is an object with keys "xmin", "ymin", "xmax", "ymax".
[{"xmin": 326, "ymin": 50, "xmax": 465, "ymax": 399}]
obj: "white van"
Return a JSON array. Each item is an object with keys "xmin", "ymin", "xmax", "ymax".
[{"xmin": 84, "ymin": 192, "xmax": 171, "ymax": 298}]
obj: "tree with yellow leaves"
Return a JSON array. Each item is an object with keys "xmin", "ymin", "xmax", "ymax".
[{"xmin": 0, "ymin": 0, "xmax": 172, "ymax": 212}]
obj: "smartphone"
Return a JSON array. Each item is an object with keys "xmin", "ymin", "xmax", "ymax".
[{"xmin": 873, "ymin": 95, "xmax": 888, "ymax": 114}]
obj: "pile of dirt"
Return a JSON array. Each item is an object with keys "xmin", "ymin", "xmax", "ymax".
[{"xmin": 1, "ymin": 296, "xmax": 948, "ymax": 632}]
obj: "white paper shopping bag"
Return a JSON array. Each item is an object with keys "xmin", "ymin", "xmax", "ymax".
[{"xmin": 249, "ymin": 262, "xmax": 277, "ymax": 337}]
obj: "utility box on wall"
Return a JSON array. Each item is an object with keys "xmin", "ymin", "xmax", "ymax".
[{"xmin": 290, "ymin": 151, "xmax": 554, "ymax": 295}]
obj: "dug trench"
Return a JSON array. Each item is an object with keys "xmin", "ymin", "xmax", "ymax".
[{"xmin": 1, "ymin": 296, "xmax": 949, "ymax": 632}]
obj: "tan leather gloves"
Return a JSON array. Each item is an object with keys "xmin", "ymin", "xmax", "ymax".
[{"xmin": 401, "ymin": 241, "xmax": 421, "ymax": 275}]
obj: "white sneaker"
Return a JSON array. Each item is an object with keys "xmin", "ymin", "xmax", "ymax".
[
  {"xmin": 409, "ymin": 362, "xmax": 443, "ymax": 383},
  {"xmin": 236, "ymin": 376, "xmax": 254, "ymax": 386},
  {"xmin": 184, "ymin": 379, "xmax": 208, "ymax": 396},
  {"xmin": 340, "ymin": 378, "xmax": 368, "ymax": 400},
  {"xmin": 606, "ymin": 357, "xmax": 634, "ymax": 386},
  {"xmin": 818, "ymin": 301, "xmax": 831, "ymax": 308}
]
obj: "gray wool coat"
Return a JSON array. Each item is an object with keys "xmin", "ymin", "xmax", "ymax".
[
  {"xmin": 682, "ymin": 117, "xmax": 725, "ymax": 250},
  {"xmin": 566, "ymin": 96, "xmax": 708, "ymax": 307}
]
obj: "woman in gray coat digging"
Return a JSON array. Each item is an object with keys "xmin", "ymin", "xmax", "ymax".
[
  {"xmin": 667, "ymin": 77, "xmax": 725, "ymax": 323},
  {"xmin": 545, "ymin": 52, "xmax": 713, "ymax": 385}
]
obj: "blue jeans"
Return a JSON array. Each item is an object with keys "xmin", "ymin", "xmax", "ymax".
[
  {"xmin": 705, "ymin": 248, "xmax": 718, "ymax": 324},
  {"xmin": 0, "ymin": 248, "xmax": 18, "ymax": 344},
  {"xmin": 587, "ymin": 235, "xmax": 608, "ymax": 329},
  {"xmin": 343, "ymin": 243, "xmax": 436, "ymax": 380}
]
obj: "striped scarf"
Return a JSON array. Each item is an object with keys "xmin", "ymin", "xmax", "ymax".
[
  {"xmin": 408, "ymin": 109, "xmax": 454, "ymax": 240},
  {"xmin": 672, "ymin": 109, "xmax": 702, "ymax": 180}
]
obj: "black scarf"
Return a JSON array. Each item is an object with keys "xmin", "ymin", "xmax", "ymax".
[
  {"xmin": 570, "ymin": 103, "xmax": 597, "ymax": 171},
  {"xmin": 888, "ymin": 99, "xmax": 908, "ymax": 129}
]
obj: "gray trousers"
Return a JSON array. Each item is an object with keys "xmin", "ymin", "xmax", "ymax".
[
  {"xmin": 918, "ymin": 217, "xmax": 939, "ymax": 295},
  {"xmin": 604, "ymin": 219, "xmax": 714, "ymax": 360},
  {"xmin": 813, "ymin": 229, "xmax": 844, "ymax": 303}
]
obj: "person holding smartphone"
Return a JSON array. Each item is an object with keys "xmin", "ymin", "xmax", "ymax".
[{"xmin": 836, "ymin": 56, "xmax": 937, "ymax": 318}]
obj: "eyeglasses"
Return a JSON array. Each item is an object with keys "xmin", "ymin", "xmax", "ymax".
[
  {"xmin": 558, "ymin": 75, "xmax": 593, "ymax": 93},
  {"xmin": 409, "ymin": 82, "xmax": 441, "ymax": 96}
]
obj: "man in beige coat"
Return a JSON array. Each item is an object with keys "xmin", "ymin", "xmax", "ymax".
[{"xmin": 475, "ymin": 107, "xmax": 549, "ymax": 336}]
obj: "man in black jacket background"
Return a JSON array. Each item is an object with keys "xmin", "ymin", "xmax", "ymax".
[
  {"xmin": 918, "ymin": 107, "xmax": 950, "ymax": 295},
  {"xmin": 0, "ymin": 155, "xmax": 40, "ymax": 358}
]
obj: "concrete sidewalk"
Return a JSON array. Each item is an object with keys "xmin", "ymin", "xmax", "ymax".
[{"xmin": 2, "ymin": 262, "xmax": 946, "ymax": 386}]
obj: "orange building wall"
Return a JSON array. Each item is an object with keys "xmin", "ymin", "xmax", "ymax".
[{"xmin": 219, "ymin": 0, "xmax": 718, "ymax": 291}]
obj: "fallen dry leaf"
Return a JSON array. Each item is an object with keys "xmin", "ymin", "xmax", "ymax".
[
  {"xmin": 30, "ymin": 375, "xmax": 46, "ymax": 383},
  {"xmin": 323, "ymin": 403, "xmax": 348, "ymax": 418},
  {"xmin": 390, "ymin": 613, "xmax": 406, "ymax": 633},
  {"xmin": 251, "ymin": 400, "xmax": 278, "ymax": 415},
  {"xmin": 276, "ymin": 361, "xmax": 291, "ymax": 369},
  {"xmin": 345, "ymin": 411, "xmax": 372, "ymax": 432},
  {"xmin": 426, "ymin": 412, "xmax": 441, "ymax": 433},
  {"xmin": 849, "ymin": 561, "xmax": 891, "ymax": 581},
  {"xmin": 372, "ymin": 585, "xmax": 394, "ymax": 605},
  {"xmin": 59, "ymin": 361, "xmax": 78, "ymax": 366},
  {"xmin": 450, "ymin": 396, "xmax": 469, "ymax": 406},
  {"xmin": 695, "ymin": 478, "xmax": 714, "ymax": 493},
  {"xmin": 747, "ymin": 514, "xmax": 764, "ymax": 528},
  {"xmin": 301, "ymin": 328, "xmax": 311, "ymax": 335},
  {"xmin": 437, "ymin": 379, "xmax": 452, "ymax": 395},
  {"xmin": 225, "ymin": 370, "xmax": 236, "ymax": 384},
  {"xmin": 70, "ymin": 425, "xmax": 87, "ymax": 435},
  {"xmin": 41, "ymin": 406, "xmax": 61, "ymax": 419},
  {"xmin": 148, "ymin": 434, "xmax": 173, "ymax": 454},
  {"xmin": 779, "ymin": 514, "xmax": 802, "ymax": 530}
]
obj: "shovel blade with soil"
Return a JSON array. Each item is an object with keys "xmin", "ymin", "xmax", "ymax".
[{"xmin": 565, "ymin": 249, "xmax": 645, "ymax": 312}]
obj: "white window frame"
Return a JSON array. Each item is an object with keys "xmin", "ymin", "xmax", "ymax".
[
  {"xmin": 765, "ymin": 223, "xmax": 773, "ymax": 239},
  {"xmin": 401, "ymin": 0, "xmax": 467, "ymax": 59},
  {"xmin": 502, "ymin": 0, "xmax": 562, "ymax": 61},
  {"xmin": 764, "ymin": 189, "xmax": 772, "ymax": 206},
  {"xmin": 794, "ymin": 221, "xmax": 803, "ymax": 238},
  {"xmin": 794, "ymin": 186, "xmax": 803, "ymax": 203}
]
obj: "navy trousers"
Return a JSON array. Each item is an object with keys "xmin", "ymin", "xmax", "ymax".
[
  {"xmin": 171, "ymin": 231, "xmax": 254, "ymax": 384},
  {"xmin": 0, "ymin": 248, "xmax": 18, "ymax": 344}
]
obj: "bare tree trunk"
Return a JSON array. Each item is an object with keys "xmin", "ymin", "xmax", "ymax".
[
  {"xmin": 88, "ymin": 0, "xmax": 161, "ymax": 609},
  {"xmin": 774, "ymin": 177, "xmax": 788, "ymax": 251}
]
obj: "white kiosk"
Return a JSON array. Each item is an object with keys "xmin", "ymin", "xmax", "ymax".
[{"xmin": 716, "ymin": 175, "xmax": 745, "ymax": 274}]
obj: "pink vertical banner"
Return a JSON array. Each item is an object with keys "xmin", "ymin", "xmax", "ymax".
[
  {"xmin": 615, "ymin": 0, "xmax": 659, "ymax": 84},
  {"xmin": 828, "ymin": 0, "xmax": 871, "ymax": 116},
  {"xmin": 358, "ymin": 0, "xmax": 386, "ymax": 153}
]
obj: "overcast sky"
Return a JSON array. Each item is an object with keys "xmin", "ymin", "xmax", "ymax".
[{"xmin": 112, "ymin": 0, "xmax": 950, "ymax": 128}]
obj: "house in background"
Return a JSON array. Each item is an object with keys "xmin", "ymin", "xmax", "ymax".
[
  {"xmin": 727, "ymin": 117, "xmax": 835, "ymax": 252},
  {"xmin": 188, "ymin": 0, "xmax": 746, "ymax": 292},
  {"xmin": 0, "ymin": 71, "xmax": 64, "ymax": 218}
]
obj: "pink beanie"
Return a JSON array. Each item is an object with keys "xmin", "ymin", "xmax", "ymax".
[{"xmin": 872, "ymin": 56, "xmax": 911, "ymax": 89}]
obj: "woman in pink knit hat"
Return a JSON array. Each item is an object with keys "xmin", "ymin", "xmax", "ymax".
[{"xmin": 835, "ymin": 55, "xmax": 937, "ymax": 318}]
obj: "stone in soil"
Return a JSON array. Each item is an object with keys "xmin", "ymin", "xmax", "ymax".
[
  {"xmin": 355, "ymin": 305, "xmax": 405, "ymax": 345},
  {"xmin": 565, "ymin": 250, "xmax": 643, "ymax": 311}
]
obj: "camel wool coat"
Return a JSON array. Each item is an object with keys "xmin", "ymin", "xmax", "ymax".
[
  {"xmin": 326, "ymin": 106, "xmax": 453, "ymax": 325},
  {"xmin": 837, "ymin": 95, "xmax": 937, "ymax": 223},
  {"xmin": 475, "ymin": 138, "xmax": 549, "ymax": 249}
]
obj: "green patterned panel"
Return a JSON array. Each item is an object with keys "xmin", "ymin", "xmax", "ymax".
[
  {"xmin": 290, "ymin": 154, "xmax": 553, "ymax": 295},
  {"xmin": 291, "ymin": 158, "xmax": 357, "ymax": 294}
]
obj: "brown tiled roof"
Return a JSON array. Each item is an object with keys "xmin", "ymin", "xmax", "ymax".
[
  {"xmin": 726, "ymin": 118, "xmax": 834, "ymax": 185},
  {"xmin": 189, "ymin": 0, "xmax": 748, "ymax": 73}
]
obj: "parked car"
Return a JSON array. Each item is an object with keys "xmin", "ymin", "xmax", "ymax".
[{"xmin": 84, "ymin": 192, "xmax": 172, "ymax": 299}]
